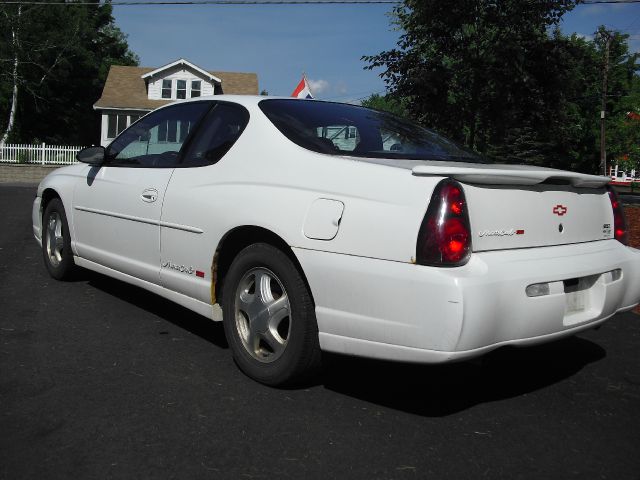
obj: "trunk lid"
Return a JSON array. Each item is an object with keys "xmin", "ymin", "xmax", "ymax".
[{"xmin": 412, "ymin": 163, "xmax": 614, "ymax": 252}]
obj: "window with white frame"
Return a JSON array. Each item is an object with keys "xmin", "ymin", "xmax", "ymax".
[
  {"xmin": 161, "ymin": 79, "xmax": 172, "ymax": 99},
  {"xmin": 157, "ymin": 119, "xmax": 195, "ymax": 144},
  {"xmin": 106, "ymin": 114, "xmax": 130, "ymax": 139},
  {"xmin": 106, "ymin": 114, "xmax": 145, "ymax": 140},
  {"xmin": 158, "ymin": 120, "xmax": 178, "ymax": 143},
  {"xmin": 179, "ymin": 120, "xmax": 193, "ymax": 142},
  {"xmin": 191, "ymin": 80, "xmax": 201, "ymax": 98},
  {"xmin": 107, "ymin": 114, "xmax": 118, "ymax": 139},
  {"xmin": 176, "ymin": 80, "xmax": 187, "ymax": 99}
]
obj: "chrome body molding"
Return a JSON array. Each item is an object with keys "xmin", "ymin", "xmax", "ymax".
[{"xmin": 75, "ymin": 205, "xmax": 204, "ymax": 234}]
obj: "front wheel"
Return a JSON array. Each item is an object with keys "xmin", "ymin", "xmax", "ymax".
[
  {"xmin": 42, "ymin": 198, "xmax": 76, "ymax": 280},
  {"xmin": 222, "ymin": 243, "xmax": 321, "ymax": 387}
]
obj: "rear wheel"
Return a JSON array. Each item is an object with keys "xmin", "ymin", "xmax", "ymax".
[
  {"xmin": 222, "ymin": 243, "xmax": 321, "ymax": 387},
  {"xmin": 42, "ymin": 198, "xmax": 76, "ymax": 280}
]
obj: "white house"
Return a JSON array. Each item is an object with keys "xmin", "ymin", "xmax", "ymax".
[{"xmin": 93, "ymin": 58, "xmax": 259, "ymax": 146}]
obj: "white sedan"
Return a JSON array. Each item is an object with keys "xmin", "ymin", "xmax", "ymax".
[{"xmin": 32, "ymin": 95, "xmax": 640, "ymax": 386}]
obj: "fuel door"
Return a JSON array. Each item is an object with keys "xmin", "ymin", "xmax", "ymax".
[{"xmin": 303, "ymin": 199, "xmax": 345, "ymax": 241}]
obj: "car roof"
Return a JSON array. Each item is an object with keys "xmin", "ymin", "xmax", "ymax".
[{"xmin": 159, "ymin": 95, "xmax": 348, "ymax": 110}]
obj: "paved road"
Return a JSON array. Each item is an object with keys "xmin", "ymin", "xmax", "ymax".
[{"xmin": 1, "ymin": 185, "xmax": 640, "ymax": 479}]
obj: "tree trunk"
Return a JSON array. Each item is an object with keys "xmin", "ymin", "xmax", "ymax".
[
  {"xmin": 1, "ymin": 6, "xmax": 21, "ymax": 146},
  {"xmin": 467, "ymin": 76, "xmax": 480, "ymax": 149}
]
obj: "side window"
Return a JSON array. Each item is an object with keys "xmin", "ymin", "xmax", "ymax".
[
  {"xmin": 105, "ymin": 102, "xmax": 212, "ymax": 168},
  {"xmin": 181, "ymin": 102, "xmax": 249, "ymax": 166}
]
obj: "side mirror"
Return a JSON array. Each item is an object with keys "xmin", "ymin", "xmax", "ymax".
[{"xmin": 77, "ymin": 146, "xmax": 105, "ymax": 166}]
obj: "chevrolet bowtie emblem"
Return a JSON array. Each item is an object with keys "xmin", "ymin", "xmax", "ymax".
[{"xmin": 552, "ymin": 205, "xmax": 568, "ymax": 216}]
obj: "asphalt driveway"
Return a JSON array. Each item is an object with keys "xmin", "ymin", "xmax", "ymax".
[{"xmin": 1, "ymin": 185, "xmax": 639, "ymax": 479}]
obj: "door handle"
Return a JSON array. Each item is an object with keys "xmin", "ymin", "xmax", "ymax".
[{"xmin": 141, "ymin": 188, "xmax": 158, "ymax": 203}]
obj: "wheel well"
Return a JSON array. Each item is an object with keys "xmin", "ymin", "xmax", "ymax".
[
  {"xmin": 213, "ymin": 226, "xmax": 312, "ymax": 307},
  {"xmin": 40, "ymin": 188, "xmax": 61, "ymax": 219}
]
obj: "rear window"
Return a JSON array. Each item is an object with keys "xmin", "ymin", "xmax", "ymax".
[{"xmin": 259, "ymin": 99, "xmax": 485, "ymax": 162}]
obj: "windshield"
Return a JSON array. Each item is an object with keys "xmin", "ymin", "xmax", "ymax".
[{"xmin": 259, "ymin": 99, "xmax": 485, "ymax": 163}]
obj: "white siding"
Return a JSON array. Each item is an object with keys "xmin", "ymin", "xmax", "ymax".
[
  {"xmin": 146, "ymin": 65, "xmax": 217, "ymax": 100},
  {"xmin": 100, "ymin": 114, "xmax": 110, "ymax": 147},
  {"xmin": 202, "ymin": 81, "xmax": 215, "ymax": 96},
  {"xmin": 148, "ymin": 80, "xmax": 162, "ymax": 100}
]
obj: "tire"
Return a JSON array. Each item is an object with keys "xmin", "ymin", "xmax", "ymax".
[
  {"xmin": 42, "ymin": 198, "xmax": 76, "ymax": 280},
  {"xmin": 222, "ymin": 243, "xmax": 321, "ymax": 387}
]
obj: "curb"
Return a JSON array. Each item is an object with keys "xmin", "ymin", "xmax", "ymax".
[{"xmin": 0, "ymin": 164, "xmax": 61, "ymax": 185}]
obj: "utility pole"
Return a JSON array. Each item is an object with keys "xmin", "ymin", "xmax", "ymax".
[{"xmin": 600, "ymin": 30, "xmax": 612, "ymax": 177}]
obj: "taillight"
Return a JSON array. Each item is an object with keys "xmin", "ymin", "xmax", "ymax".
[
  {"xmin": 416, "ymin": 179, "xmax": 472, "ymax": 267},
  {"xmin": 607, "ymin": 186, "xmax": 628, "ymax": 245}
]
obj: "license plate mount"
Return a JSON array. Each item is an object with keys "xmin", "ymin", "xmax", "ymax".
[{"xmin": 565, "ymin": 290, "xmax": 587, "ymax": 314}]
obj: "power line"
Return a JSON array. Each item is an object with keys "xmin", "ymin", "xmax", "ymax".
[
  {"xmin": 0, "ymin": 0, "xmax": 399, "ymax": 5},
  {"xmin": 582, "ymin": 0, "xmax": 640, "ymax": 3},
  {"xmin": 1, "ymin": 0, "xmax": 639, "ymax": 5},
  {"xmin": 1, "ymin": 0, "xmax": 639, "ymax": 7}
]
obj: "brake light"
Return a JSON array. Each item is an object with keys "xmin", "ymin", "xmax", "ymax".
[
  {"xmin": 607, "ymin": 186, "xmax": 628, "ymax": 245},
  {"xmin": 416, "ymin": 179, "xmax": 472, "ymax": 267}
]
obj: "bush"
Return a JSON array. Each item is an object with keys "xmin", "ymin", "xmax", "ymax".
[{"xmin": 16, "ymin": 151, "xmax": 31, "ymax": 164}]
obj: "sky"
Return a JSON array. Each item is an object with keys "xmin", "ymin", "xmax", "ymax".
[{"xmin": 111, "ymin": 1, "xmax": 640, "ymax": 101}]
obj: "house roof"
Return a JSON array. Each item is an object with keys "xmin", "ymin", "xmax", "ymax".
[
  {"xmin": 140, "ymin": 58, "xmax": 222, "ymax": 84},
  {"xmin": 94, "ymin": 65, "xmax": 259, "ymax": 111}
]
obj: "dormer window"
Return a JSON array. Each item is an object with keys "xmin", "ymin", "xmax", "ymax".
[
  {"xmin": 158, "ymin": 78, "xmax": 204, "ymax": 100},
  {"xmin": 176, "ymin": 80, "xmax": 187, "ymax": 99},
  {"xmin": 191, "ymin": 80, "xmax": 201, "ymax": 98},
  {"xmin": 161, "ymin": 80, "xmax": 172, "ymax": 99},
  {"xmin": 141, "ymin": 59, "xmax": 229, "ymax": 103}
]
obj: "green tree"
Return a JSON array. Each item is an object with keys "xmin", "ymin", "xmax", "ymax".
[
  {"xmin": 598, "ymin": 32, "xmax": 640, "ymax": 174},
  {"xmin": 363, "ymin": 0, "xmax": 638, "ymax": 173},
  {"xmin": 360, "ymin": 93, "xmax": 408, "ymax": 117},
  {"xmin": 0, "ymin": 1, "xmax": 138, "ymax": 146},
  {"xmin": 364, "ymin": 1, "xmax": 576, "ymax": 148}
]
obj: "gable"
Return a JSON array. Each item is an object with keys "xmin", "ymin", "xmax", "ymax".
[
  {"xmin": 145, "ymin": 64, "xmax": 218, "ymax": 100},
  {"xmin": 94, "ymin": 64, "xmax": 259, "ymax": 111},
  {"xmin": 141, "ymin": 58, "xmax": 221, "ymax": 83}
]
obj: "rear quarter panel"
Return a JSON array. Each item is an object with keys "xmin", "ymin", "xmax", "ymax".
[{"xmin": 159, "ymin": 110, "xmax": 441, "ymax": 303}]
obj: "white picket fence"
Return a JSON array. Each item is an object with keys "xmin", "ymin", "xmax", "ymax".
[{"xmin": 0, "ymin": 143, "xmax": 84, "ymax": 165}]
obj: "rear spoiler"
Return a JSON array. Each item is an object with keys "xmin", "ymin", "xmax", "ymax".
[{"xmin": 411, "ymin": 165, "xmax": 609, "ymax": 188}]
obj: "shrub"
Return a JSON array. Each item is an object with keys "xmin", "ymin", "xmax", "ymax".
[{"xmin": 16, "ymin": 151, "xmax": 31, "ymax": 164}]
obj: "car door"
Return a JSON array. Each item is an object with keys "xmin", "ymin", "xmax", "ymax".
[
  {"xmin": 73, "ymin": 101, "xmax": 213, "ymax": 284},
  {"xmin": 159, "ymin": 101, "xmax": 251, "ymax": 303}
]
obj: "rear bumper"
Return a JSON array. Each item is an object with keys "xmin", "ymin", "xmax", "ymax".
[{"xmin": 294, "ymin": 240, "xmax": 640, "ymax": 363}]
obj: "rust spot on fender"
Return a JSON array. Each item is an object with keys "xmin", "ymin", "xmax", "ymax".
[{"xmin": 210, "ymin": 249, "xmax": 219, "ymax": 304}]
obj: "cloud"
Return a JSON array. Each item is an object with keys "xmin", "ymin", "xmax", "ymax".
[
  {"xmin": 579, "ymin": 4, "xmax": 606, "ymax": 16},
  {"xmin": 335, "ymin": 80, "xmax": 348, "ymax": 95},
  {"xmin": 575, "ymin": 33, "xmax": 594, "ymax": 41},
  {"xmin": 308, "ymin": 78, "xmax": 330, "ymax": 94}
]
